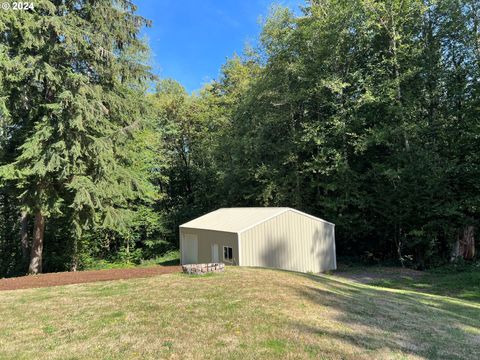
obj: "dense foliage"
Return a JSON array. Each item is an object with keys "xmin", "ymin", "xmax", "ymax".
[
  {"xmin": 219, "ymin": 0, "xmax": 480, "ymax": 268},
  {"xmin": 0, "ymin": 0, "xmax": 162, "ymax": 275},
  {"xmin": 1, "ymin": 0, "xmax": 479, "ymax": 276}
]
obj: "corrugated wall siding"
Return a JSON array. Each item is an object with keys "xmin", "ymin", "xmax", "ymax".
[
  {"xmin": 239, "ymin": 211, "xmax": 336, "ymax": 273},
  {"xmin": 180, "ymin": 228, "xmax": 239, "ymax": 265}
]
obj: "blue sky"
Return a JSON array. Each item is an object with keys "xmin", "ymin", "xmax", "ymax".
[{"xmin": 135, "ymin": 0, "xmax": 305, "ymax": 93}]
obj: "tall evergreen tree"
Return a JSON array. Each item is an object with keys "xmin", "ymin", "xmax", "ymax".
[{"xmin": 0, "ymin": 0, "xmax": 154, "ymax": 274}]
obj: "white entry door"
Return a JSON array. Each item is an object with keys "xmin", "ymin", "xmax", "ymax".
[
  {"xmin": 183, "ymin": 234, "xmax": 198, "ymax": 264},
  {"xmin": 211, "ymin": 243, "xmax": 219, "ymax": 263}
]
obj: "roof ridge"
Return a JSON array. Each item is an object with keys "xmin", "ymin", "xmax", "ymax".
[{"xmin": 179, "ymin": 207, "xmax": 333, "ymax": 232}]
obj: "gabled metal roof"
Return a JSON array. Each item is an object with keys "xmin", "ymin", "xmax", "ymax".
[{"xmin": 180, "ymin": 207, "xmax": 333, "ymax": 233}]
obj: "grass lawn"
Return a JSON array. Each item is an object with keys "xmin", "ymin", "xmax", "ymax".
[
  {"xmin": 0, "ymin": 266, "xmax": 479, "ymax": 359},
  {"xmin": 369, "ymin": 267, "xmax": 480, "ymax": 303}
]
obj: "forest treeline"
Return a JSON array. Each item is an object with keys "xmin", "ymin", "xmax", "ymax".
[{"xmin": 1, "ymin": 0, "xmax": 479, "ymax": 276}]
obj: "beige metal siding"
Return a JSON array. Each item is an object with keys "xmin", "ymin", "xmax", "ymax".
[
  {"xmin": 180, "ymin": 228, "xmax": 239, "ymax": 265},
  {"xmin": 239, "ymin": 210, "xmax": 336, "ymax": 273}
]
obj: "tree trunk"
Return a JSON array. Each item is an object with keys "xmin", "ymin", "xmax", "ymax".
[
  {"xmin": 451, "ymin": 237, "xmax": 460, "ymax": 261},
  {"xmin": 395, "ymin": 226, "xmax": 404, "ymax": 268},
  {"xmin": 452, "ymin": 226, "xmax": 476, "ymax": 261},
  {"xmin": 28, "ymin": 211, "xmax": 45, "ymax": 275},
  {"xmin": 71, "ymin": 236, "xmax": 78, "ymax": 272},
  {"xmin": 20, "ymin": 211, "xmax": 29, "ymax": 266},
  {"xmin": 459, "ymin": 226, "xmax": 475, "ymax": 260}
]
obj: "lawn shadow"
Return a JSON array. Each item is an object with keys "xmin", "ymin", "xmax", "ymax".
[
  {"xmin": 157, "ymin": 259, "xmax": 180, "ymax": 266},
  {"xmin": 289, "ymin": 273, "xmax": 480, "ymax": 359}
]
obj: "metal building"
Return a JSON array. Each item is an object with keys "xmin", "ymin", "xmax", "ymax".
[{"xmin": 180, "ymin": 207, "xmax": 336, "ymax": 273}]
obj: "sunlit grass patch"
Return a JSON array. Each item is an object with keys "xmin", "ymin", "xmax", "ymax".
[
  {"xmin": 0, "ymin": 267, "xmax": 478, "ymax": 359},
  {"xmin": 263, "ymin": 339, "xmax": 288, "ymax": 354}
]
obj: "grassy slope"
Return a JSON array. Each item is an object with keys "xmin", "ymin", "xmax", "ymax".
[
  {"xmin": 370, "ymin": 268, "xmax": 480, "ymax": 303},
  {"xmin": 0, "ymin": 267, "xmax": 479, "ymax": 360}
]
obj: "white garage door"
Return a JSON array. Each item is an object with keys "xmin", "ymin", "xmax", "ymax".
[{"xmin": 183, "ymin": 233, "xmax": 198, "ymax": 264}]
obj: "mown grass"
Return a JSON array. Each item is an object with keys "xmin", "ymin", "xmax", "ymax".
[
  {"xmin": 0, "ymin": 267, "xmax": 478, "ymax": 359},
  {"xmin": 370, "ymin": 265, "xmax": 480, "ymax": 302}
]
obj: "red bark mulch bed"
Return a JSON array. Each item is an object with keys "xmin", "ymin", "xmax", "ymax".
[{"xmin": 0, "ymin": 266, "xmax": 182, "ymax": 291}]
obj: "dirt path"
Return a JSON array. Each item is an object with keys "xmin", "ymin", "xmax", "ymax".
[{"xmin": 0, "ymin": 266, "xmax": 181, "ymax": 291}]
